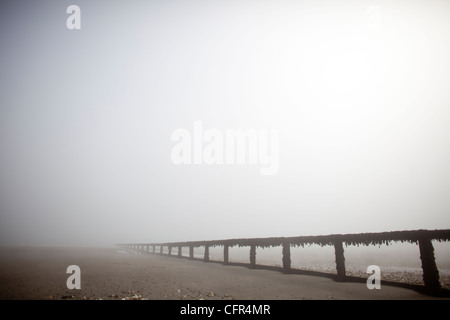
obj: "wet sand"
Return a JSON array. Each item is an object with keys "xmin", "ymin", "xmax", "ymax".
[{"xmin": 0, "ymin": 246, "xmax": 445, "ymax": 300}]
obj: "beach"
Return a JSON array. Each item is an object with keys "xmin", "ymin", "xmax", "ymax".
[{"xmin": 0, "ymin": 246, "xmax": 447, "ymax": 300}]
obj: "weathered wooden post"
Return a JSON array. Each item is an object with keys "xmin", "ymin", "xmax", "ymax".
[
  {"xmin": 334, "ymin": 240, "xmax": 346, "ymax": 281},
  {"xmin": 153, "ymin": 245, "xmax": 156, "ymax": 254},
  {"xmin": 204, "ymin": 245, "xmax": 210, "ymax": 262},
  {"xmin": 146, "ymin": 244, "xmax": 149, "ymax": 253},
  {"xmin": 168, "ymin": 245, "xmax": 172, "ymax": 256},
  {"xmin": 223, "ymin": 245, "xmax": 229, "ymax": 264},
  {"xmin": 250, "ymin": 244, "xmax": 256, "ymax": 268},
  {"xmin": 418, "ymin": 237, "xmax": 441, "ymax": 294},
  {"xmin": 282, "ymin": 241, "xmax": 291, "ymax": 273},
  {"xmin": 160, "ymin": 245, "xmax": 163, "ymax": 255},
  {"xmin": 178, "ymin": 245, "xmax": 182, "ymax": 257},
  {"xmin": 189, "ymin": 245, "xmax": 194, "ymax": 259}
]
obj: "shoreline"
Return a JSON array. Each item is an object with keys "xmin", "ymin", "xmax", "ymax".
[
  {"xmin": 0, "ymin": 246, "xmax": 448, "ymax": 300},
  {"xmin": 142, "ymin": 248, "xmax": 450, "ymax": 291}
]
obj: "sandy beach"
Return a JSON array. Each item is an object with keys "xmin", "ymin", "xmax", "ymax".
[{"xmin": 0, "ymin": 246, "xmax": 448, "ymax": 300}]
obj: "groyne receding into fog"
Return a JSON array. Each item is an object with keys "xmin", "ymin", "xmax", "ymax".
[{"xmin": 117, "ymin": 229, "xmax": 450, "ymax": 296}]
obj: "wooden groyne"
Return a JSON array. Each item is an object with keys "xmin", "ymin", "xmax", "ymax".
[{"xmin": 117, "ymin": 229, "xmax": 450, "ymax": 296}]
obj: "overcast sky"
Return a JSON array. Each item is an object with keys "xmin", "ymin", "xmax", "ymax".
[{"xmin": 1, "ymin": 0, "xmax": 449, "ymax": 246}]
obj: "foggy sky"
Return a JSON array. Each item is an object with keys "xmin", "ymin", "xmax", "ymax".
[{"xmin": 1, "ymin": 0, "xmax": 450, "ymax": 247}]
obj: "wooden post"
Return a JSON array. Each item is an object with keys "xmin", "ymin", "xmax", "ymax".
[
  {"xmin": 204, "ymin": 245, "xmax": 210, "ymax": 262},
  {"xmin": 146, "ymin": 244, "xmax": 149, "ymax": 253},
  {"xmin": 250, "ymin": 245, "xmax": 256, "ymax": 268},
  {"xmin": 168, "ymin": 246, "xmax": 172, "ymax": 256},
  {"xmin": 418, "ymin": 238, "xmax": 441, "ymax": 294},
  {"xmin": 334, "ymin": 241, "xmax": 346, "ymax": 281},
  {"xmin": 153, "ymin": 245, "xmax": 156, "ymax": 254},
  {"xmin": 160, "ymin": 245, "xmax": 163, "ymax": 255},
  {"xmin": 189, "ymin": 245, "xmax": 194, "ymax": 259},
  {"xmin": 282, "ymin": 241, "xmax": 291, "ymax": 273},
  {"xmin": 178, "ymin": 246, "xmax": 182, "ymax": 257},
  {"xmin": 223, "ymin": 245, "xmax": 229, "ymax": 264}
]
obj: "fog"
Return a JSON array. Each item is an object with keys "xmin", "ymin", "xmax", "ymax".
[{"xmin": 1, "ymin": 0, "xmax": 449, "ymax": 248}]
